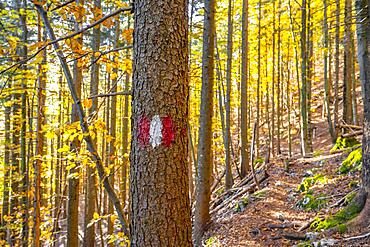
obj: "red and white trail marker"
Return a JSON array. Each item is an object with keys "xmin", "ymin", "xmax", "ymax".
[{"xmin": 138, "ymin": 115, "xmax": 174, "ymax": 148}]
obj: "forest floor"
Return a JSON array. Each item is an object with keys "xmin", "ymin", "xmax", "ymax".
[{"xmin": 204, "ymin": 127, "xmax": 370, "ymax": 246}]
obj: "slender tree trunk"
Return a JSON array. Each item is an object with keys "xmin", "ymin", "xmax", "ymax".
[
  {"xmin": 334, "ymin": 0, "xmax": 340, "ymax": 138},
  {"xmin": 240, "ymin": 0, "xmax": 249, "ymax": 177},
  {"xmin": 324, "ymin": 0, "xmax": 336, "ymax": 142},
  {"xmin": 256, "ymin": 0, "xmax": 262, "ymax": 158},
  {"xmin": 300, "ymin": 0, "xmax": 309, "ymax": 157},
  {"xmin": 194, "ymin": 0, "xmax": 215, "ymax": 244},
  {"xmin": 277, "ymin": 0, "xmax": 281, "ymax": 155},
  {"xmin": 225, "ymin": 0, "xmax": 234, "ymax": 190},
  {"xmin": 1, "ymin": 82, "xmax": 11, "ymax": 241},
  {"xmin": 343, "ymin": 0, "xmax": 354, "ymax": 125},
  {"xmin": 107, "ymin": 18, "xmax": 120, "ymax": 247},
  {"xmin": 84, "ymin": 0, "xmax": 100, "ymax": 245},
  {"xmin": 307, "ymin": 0, "xmax": 313, "ymax": 152},
  {"xmin": 351, "ymin": 38, "xmax": 359, "ymax": 125},
  {"xmin": 130, "ymin": 0, "xmax": 192, "ymax": 246},
  {"xmin": 287, "ymin": 43, "xmax": 292, "ymax": 158},
  {"xmin": 271, "ymin": 0, "xmax": 276, "ymax": 157},
  {"xmin": 67, "ymin": 1, "xmax": 84, "ymax": 245}
]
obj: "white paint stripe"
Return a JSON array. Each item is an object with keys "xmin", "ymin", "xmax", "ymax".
[{"xmin": 149, "ymin": 115, "xmax": 163, "ymax": 148}]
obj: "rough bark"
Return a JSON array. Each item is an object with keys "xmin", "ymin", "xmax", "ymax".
[{"xmin": 130, "ymin": 0, "xmax": 192, "ymax": 246}]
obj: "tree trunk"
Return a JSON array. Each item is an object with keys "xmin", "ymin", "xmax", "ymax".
[
  {"xmin": 343, "ymin": 0, "xmax": 354, "ymax": 126},
  {"xmin": 84, "ymin": 0, "xmax": 100, "ymax": 245},
  {"xmin": 130, "ymin": 0, "xmax": 192, "ymax": 246},
  {"xmin": 34, "ymin": 11, "xmax": 46, "ymax": 247},
  {"xmin": 334, "ymin": 0, "xmax": 340, "ymax": 139},
  {"xmin": 225, "ymin": 0, "xmax": 234, "ymax": 190},
  {"xmin": 277, "ymin": 0, "xmax": 282, "ymax": 155},
  {"xmin": 67, "ymin": 1, "xmax": 84, "ymax": 245},
  {"xmin": 256, "ymin": 0, "xmax": 262, "ymax": 158},
  {"xmin": 324, "ymin": 0, "xmax": 336, "ymax": 143},
  {"xmin": 241, "ymin": 0, "xmax": 249, "ymax": 178},
  {"xmin": 300, "ymin": 0, "xmax": 309, "ymax": 157},
  {"xmin": 193, "ymin": 0, "xmax": 216, "ymax": 245}
]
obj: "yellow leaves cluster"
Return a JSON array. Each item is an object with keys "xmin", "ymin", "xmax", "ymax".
[
  {"xmin": 115, "ymin": 1, "xmax": 129, "ymax": 8},
  {"xmin": 122, "ymin": 28, "xmax": 133, "ymax": 44}
]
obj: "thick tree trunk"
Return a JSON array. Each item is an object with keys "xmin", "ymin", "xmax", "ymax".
[{"xmin": 130, "ymin": 0, "xmax": 192, "ymax": 246}]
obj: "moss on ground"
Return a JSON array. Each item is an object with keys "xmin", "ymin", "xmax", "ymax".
[
  {"xmin": 310, "ymin": 191, "xmax": 362, "ymax": 231},
  {"xmin": 338, "ymin": 148, "xmax": 362, "ymax": 174},
  {"xmin": 330, "ymin": 137, "xmax": 360, "ymax": 153}
]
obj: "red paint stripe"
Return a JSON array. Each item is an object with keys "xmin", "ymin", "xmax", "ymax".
[
  {"xmin": 138, "ymin": 115, "xmax": 150, "ymax": 146},
  {"xmin": 161, "ymin": 116, "xmax": 174, "ymax": 147}
]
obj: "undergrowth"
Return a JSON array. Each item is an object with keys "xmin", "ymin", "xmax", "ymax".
[{"xmin": 310, "ymin": 191, "xmax": 361, "ymax": 233}]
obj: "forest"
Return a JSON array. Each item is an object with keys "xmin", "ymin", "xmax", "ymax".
[{"xmin": 0, "ymin": 0, "xmax": 370, "ymax": 246}]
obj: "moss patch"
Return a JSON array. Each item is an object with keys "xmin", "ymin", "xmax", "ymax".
[
  {"xmin": 298, "ymin": 174, "xmax": 328, "ymax": 193},
  {"xmin": 310, "ymin": 192, "xmax": 362, "ymax": 231},
  {"xmin": 338, "ymin": 148, "xmax": 362, "ymax": 174},
  {"xmin": 330, "ymin": 137, "xmax": 360, "ymax": 153},
  {"xmin": 296, "ymin": 193, "xmax": 328, "ymax": 211}
]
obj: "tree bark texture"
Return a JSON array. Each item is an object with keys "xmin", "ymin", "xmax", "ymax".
[{"xmin": 130, "ymin": 0, "xmax": 192, "ymax": 246}]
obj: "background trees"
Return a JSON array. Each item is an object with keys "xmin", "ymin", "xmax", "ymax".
[{"xmin": 0, "ymin": 0, "xmax": 368, "ymax": 245}]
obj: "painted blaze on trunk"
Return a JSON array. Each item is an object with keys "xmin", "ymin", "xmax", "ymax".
[{"xmin": 130, "ymin": 0, "xmax": 192, "ymax": 246}]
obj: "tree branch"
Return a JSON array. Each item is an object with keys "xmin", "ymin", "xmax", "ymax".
[
  {"xmin": 1, "ymin": 5, "xmax": 132, "ymax": 75},
  {"xmin": 34, "ymin": 3, "xmax": 129, "ymax": 237},
  {"xmin": 88, "ymin": 91, "xmax": 132, "ymax": 99}
]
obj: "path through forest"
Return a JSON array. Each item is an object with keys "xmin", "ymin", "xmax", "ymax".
[{"xmin": 205, "ymin": 151, "xmax": 368, "ymax": 246}]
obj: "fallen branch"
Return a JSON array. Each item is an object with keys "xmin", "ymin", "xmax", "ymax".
[
  {"xmin": 282, "ymin": 233, "xmax": 307, "ymax": 241},
  {"xmin": 343, "ymin": 231, "xmax": 370, "ymax": 241},
  {"xmin": 35, "ymin": 3, "xmax": 129, "ymax": 236},
  {"xmin": 211, "ymin": 169, "xmax": 226, "ymax": 192},
  {"xmin": 341, "ymin": 130, "xmax": 363, "ymax": 138},
  {"xmin": 339, "ymin": 124, "xmax": 363, "ymax": 130},
  {"xmin": 210, "ymin": 171, "xmax": 268, "ymax": 216},
  {"xmin": 267, "ymin": 223, "xmax": 293, "ymax": 229}
]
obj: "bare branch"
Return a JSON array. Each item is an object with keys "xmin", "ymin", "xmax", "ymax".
[
  {"xmin": 0, "ymin": 5, "xmax": 132, "ymax": 75},
  {"xmin": 88, "ymin": 91, "xmax": 132, "ymax": 99}
]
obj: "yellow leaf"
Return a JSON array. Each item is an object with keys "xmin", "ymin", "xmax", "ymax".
[
  {"xmin": 46, "ymin": 131, "xmax": 55, "ymax": 139},
  {"xmin": 83, "ymin": 99, "xmax": 92, "ymax": 108},
  {"xmin": 93, "ymin": 212, "xmax": 99, "ymax": 220}
]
